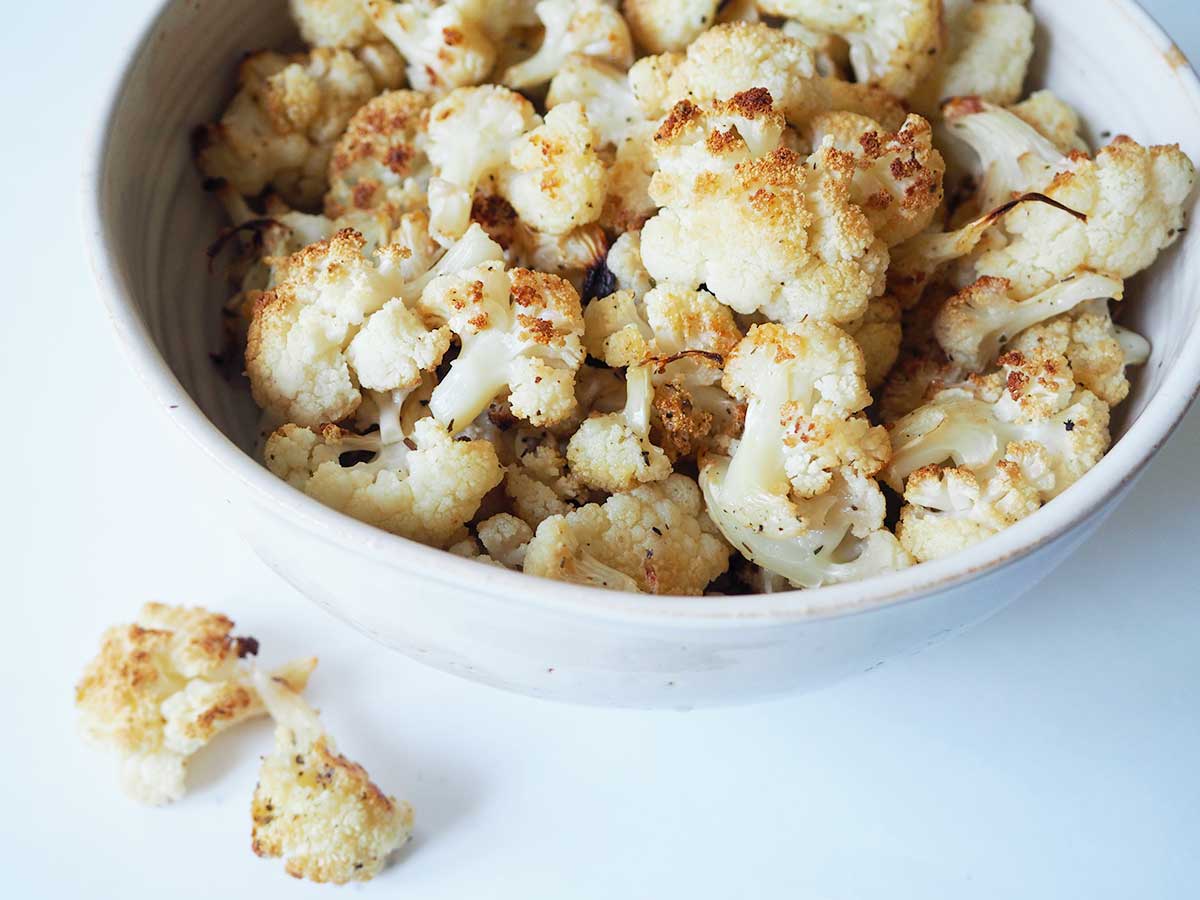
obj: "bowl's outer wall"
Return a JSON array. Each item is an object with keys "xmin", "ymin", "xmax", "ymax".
[{"xmin": 94, "ymin": 0, "xmax": 1200, "ymax": 706}]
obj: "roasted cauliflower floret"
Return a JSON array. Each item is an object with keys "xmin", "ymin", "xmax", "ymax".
[
  {"xmin": 623, "ymin": 0, "xmax": 718, "ymax": 54},
  {"xmin": 933, "ymin": 272, "xmax": 1124, "ymax": 373},
  {"xmin": 266, "ymin": 418, "xmax": 503, "ymax": 546},
  {"xmin": 604, "ymin": 230, "xmax": 654, "ymax": 298},
  {"xmin": 896, "ymin": 456, "xmax": 1048, "ymax": 562},
  {"xmin": 641, "ymin": 91, "xmax": 889, "ymax": 324},
  {"xmin": 974, "ymin": 136, "xmax": 1196, "ymax": 298},
  {"xmin": 245, "ymin": 229, "xmax": 455, "ymax": 426},
  {"xmin": 502, "ymin": 0, "xmax": 635, "ymax": 90},
  {"xmin": 884, "ymin": 348, "xmax": 1111, "ymax": 499},
  {"xmin": 523, "ymin": 474, "xmax": 731, "ymax": 594},
  {"xmin": 250, "ymin": 669, "xmax": 412, "ymax": 884},
  {"xmin": 420, "ymin": 263, "xmax": 586, "ymax": 431},
  {"xmin": 502, "ymin": 102, "xmax": 609, "ymax": 234},
  {"xmin": 910, "ymin": 0, "xmax": 1035, "ymax": 117},
  {"xmin": 196, "ymin": 49, "xmax": 383, "ymax": 208},
  {"xmin": 808, "ymin": 111, "xmax": 945, "ymax": 246},
  {"xmin": 1010, "ymin": 90, "xmax": 1090, "ymax": 155},
  {"xmin": 325, "ymin": 90, "xmax": 431, "ymax": 222},
  {"xmin": 698, "ymin": 323, "xmax": 907, "ymax": 588},
  {"xmin": 365, "ymin": 0, "xmax": 495, "ymax": 93},
  {"xmin": 290, "ymin": 0, "xmax": 383, "ymax": 47},
  {"xmin": 75, "ymin": 603, "xmax": 314, "ymax": 806},
  {"xmin": 546, "ymin": 55, "xmax": 644, "ymax": 148},
  {"xmin": 505, "ymin": 428, "xmax": 595, "ymax": 526},
  {"xmin": 758, "ymin": 0, "xmax": 942, "ymax": 99},
  {"xmin": 844, "ymin": 294, "xmax": 902, "ymax": 390}
]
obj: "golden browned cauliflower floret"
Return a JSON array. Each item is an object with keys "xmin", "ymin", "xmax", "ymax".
[
  {"xmin": 266, "ymin": 417, "xmax": 504, "ymax": 547},
  {"xmin": 884, "ymin": 346, "xmax": 1111, "ymax": 500},
  {"xmin": 196, "ymin": 49, "xmax": 388, "ymax": 209},
  {"xmin": 420, "ymin": 262, "xmax": 586, "ymax": 431},
  {"xmin": 325, "ymin": 90, "xmax": 431, "ymax": 223},
  {"xmin": 895, "ymin": 456, "xmax": 1048, "ymax": 562},
  {"xmin": 758, "ymin": 0, "xmax": 942, "ymax": 99},
  {"xmin": 910, "ymin": 0, "xmax": 1035, "ymax": 117},
  {"xmin": 502, "ymin": 0, "xmax": 635, "ymax": 90},
  {"xmin": 808, "ymin": 111, "xmax": 945, "ymax": 246},
  {"xmin": 250, "ymin": 669, "xmax": 413, "ymax": 884},
  {"xmin": 365, "ymin": 0, "xmax": 496, "ymax": 93},
  {"xmin": 75, "ymin": 603, "xmax": 315, "ymax": 806},
  {"xmin": 524, "ymin": 474, "xmax": 731, "ymax": 594},
  {"xmin": 246, "ymin": 229, "xmax": 464, "ymax": 426},
  {"xmin": 290, "ymin": 0, "xmax": 383, "ymax": 47},
  {"xmin": 699, "ymin": 322, "xmax": 909, "ymax": 588},
  {"xmin": 623, "ymin": 0, "xmax": 719, "ymax": 54},
  {"xmin": 641, "ymin": 90, "xmax": 889, "ymax": 325}
]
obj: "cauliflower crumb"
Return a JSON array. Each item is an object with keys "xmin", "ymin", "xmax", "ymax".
[
  {"xmin": 75, "ymin": 603, "xmax": 315, "ymax": 806},
  {"xmin": 250, "ymin": 669, "xmax": 412, "ymax": 884}
]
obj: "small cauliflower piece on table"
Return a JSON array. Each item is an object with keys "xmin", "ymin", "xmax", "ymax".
[
  {"xmin": 420, "ymin": 262, "xmax": 587, "ymax": 432},
  {"xmin": 524, "ymin": 474, "xmax": 731, "ymax": 594},
  {"xmin": 266, "ymin": 417, "xmax": 504, "ymax": 547},
  {"xmin": 502, "ymin": 0, "xmax": 635, "ymax": 90},
  {"xmin": 910, "ymin": 0, "xmax": 1035, "ymax": 117},
  {"xmin": 757, "ymin": 0, "xmax": 943, "ymax": 100},
  {"xmin": 75, "ymin": 603, "xmax": 315, "ymax": 806},
  {"xmin": 365, "ymin": 0, "xmax": 496, "ymax": 93},
  {"xmin": 884, "ymin": 346, "xmax": 1111, "ymax": 500},
  {"xmin": 808, "ymin": 111, "xmax": 945, "ymax": 246},
  {"xmin": 640, "ymin": 89, "xmax": 889, "ymax": 325},
  {"xmin": 699, "ymin": 322, "xmax": 909, "ymax": 589},
  {"xmin": 195, "ymin": 48, "xmax": 389, "ymax": 209},
  {"xmin": 250, "ymin": 670, "xmax": 412, "ymax": 884},
  {"xmin": 325, "ymin": 89, "xmax": 431, "ymax": 223}
]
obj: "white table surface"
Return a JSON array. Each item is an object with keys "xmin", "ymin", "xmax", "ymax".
[{"xmin": 5, "ymin": 2, "xmax": 1199, "ymax": 897}]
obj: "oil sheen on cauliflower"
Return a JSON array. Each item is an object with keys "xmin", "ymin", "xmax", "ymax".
[
  {"xmin": 250, "ymin": 669, "xmax": 413, "ymax": 884},
  {"xmin": 524, "ymin": 474, "xmax": 731, "ymax": 594},
  {"xmin": 75, "ymin": 603, "xmax": 315, "ymax": 805}
]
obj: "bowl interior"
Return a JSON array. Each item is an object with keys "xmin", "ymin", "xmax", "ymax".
[{"xmin": 94, "ymin": 0, "xmax": 1200, "ymax": 598}]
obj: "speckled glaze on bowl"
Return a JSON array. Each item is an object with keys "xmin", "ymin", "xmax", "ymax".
[{"xmin": 85, "ymin": 0, "xmax": 1200, "ymax": 707}]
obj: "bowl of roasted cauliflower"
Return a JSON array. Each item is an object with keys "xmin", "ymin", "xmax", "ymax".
[{"xmin": 87, "ymin": 0, "xmax": 1200, "ymax": 707}]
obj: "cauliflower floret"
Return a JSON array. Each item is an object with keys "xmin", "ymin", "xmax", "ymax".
[
  {"xmin": 477, "ymin": 513, "xmax": 535, "ymax": 567},
  {"xmin": 808, "ymin": 111, "xmax": 945, "ymax": 246},
  {"xmin": 290, "ymin": 0, "xmax": 383, "ymax": 47},
  {"xmin": 502, "ymin": 0, "xmax": 635, "ymax": 90},
  {"xmin": 524, "ymin": 474, "xmax": 731, "ymax": 594},
  {"xmin": 758, "ymin": 0, "xmax": 942, "ymax": 99},
  {"xmin": 469, "ymin": 193, "xmax": 609, "ymax": 284},
  {"xmin": 641, "ymin": 91, "xmax": 888, "ymax": 324},
  {"xmin": 933, "ymin": 272, "xmax": 1125, "ymax": 373},
  {"xmin": 1010, "ymin": 90, "xmax": 1090, "ymax": 155},
  {"xmin": 910, "ymin": 0, "xmax": 1035, "ymax": 117},
  {"xmin": 502, "ymin": 102, "xmax": 609, "ymax": 234},
  {"xmin": 605, "ymin": 230, "xmax": 654, "ymax": 299},
  {"xmin": 505, "ymin": 428, "xmax": 595, "ymax": 526},
  {"xmin": 878, "ymin": 351, "xmax": 962, "ymax": 424},
  {"xmin": 547, "ymin": 55, "xmax": 644, "ymax": 148},
  {"xmin": 1008, "ymin": 301, "xmax": 1151, "ymax": 406},
  {"xmin": 421, "ymin": 263, "xmax": 586, "ymax": 431},
  {"xmin": 699, "ymin": 323, "xmax": 907, "ymax": 589},
  {"xmin": 266, "ymin": 417, "xmax": 504, "ymax": 546},
  {"xmin": 75, "ymin": 603, "xmax": 314, "ymax": 806},
  {"xmin": 250, "ymin": 669, "xmax": 412, "ymax": 884},
  {"xmin": 896, "ymin": 456, "xmax": 1049, "ymax": 562},
  {"xmin": 623, "ymin": 0, "xmax": 718, "ymax": 54},
  {"xmin": 245, "ymin": 230, "xmax": 460, "ymax": 426},
  {"xmin": 325, "ymin": 90, "xmax": 431, "ymax": 223},
  {"xmin": 844, "ymin": 294, "xmax": 902, "ymax": 390},
  {"xmin": 630, "ymin": 22, "xmax": 906, "ymax": 131},
  {"xmin": 973, "ymin": 136, "xmax": 1197, "ymax": 298},
  {"xmin": 365, "ymin": 0, "xmax": 495, "ymax": 93},
  {"xmin": 195, "ymin": 49, "xmax": 383, "ymax": 208},
  {"xmin": 884, "ymin": 348, "xmax": 1111, "ymax": 499},
  {"xmin": 601, "ymin": 123, "xmax": 660, "ymax": 232}
]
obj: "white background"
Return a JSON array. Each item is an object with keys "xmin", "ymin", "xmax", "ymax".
[{"xmin": 4, "ymin": 2, "xmax": 1199, "ymax": 897}]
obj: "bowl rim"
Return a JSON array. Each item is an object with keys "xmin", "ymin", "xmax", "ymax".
[{"xmin": 83, "ymin": 0, "xmax": 1200, "ymax": 629}]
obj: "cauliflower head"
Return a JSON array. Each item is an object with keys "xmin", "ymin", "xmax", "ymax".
[
  {"xmin": 523, "ymin": 474, "xmax": 731, "ymax": 594},
  {"xmin": 250, "ymin": 669, "xmax": 413, "ymax": 884},
  {"xmin": 420, "ymin": 262, "xmax": 586, "ymax": 431},
  {"xmin": 75, "ymin": 603, "xmax": 314, "ymax": 806},
  {"xmin": 641, "ymin": 91, "xmax": 889, "ymax": 324}
]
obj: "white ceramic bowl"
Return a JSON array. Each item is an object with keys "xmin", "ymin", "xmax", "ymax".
[{"xmin": 85, "ymin": 0, "xmax": 1200, "ymax": 708}]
